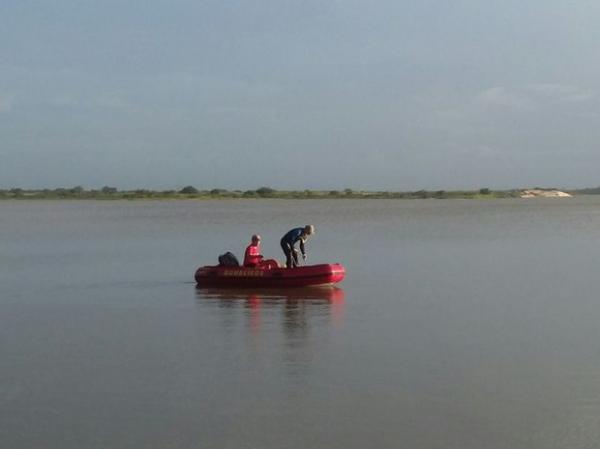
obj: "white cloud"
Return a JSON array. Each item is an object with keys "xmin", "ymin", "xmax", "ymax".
[
  {"xmin": 457, "ymin": 144, "xmax": 503, "ymax": 158},
  {"xmin": 50, "ymin": 93, "xmax": 132, "ymax": 110},
  {"xmin": 51, "ymin": 95, "xmax": 80, "ymax": 108},
  {"xmin": 477, "ymin": 87, "xmax": 535, "ymax": 110},
  {"xmin": 527, "ymin": 83, "xmax": 596, "ymax": 102},
  {"xmin": 94, "ymin": 94, "xmax": 131, "ymax": 109},
  {"xmin": 0, "ymin": 93, "xmax": 15, "ymax": 113},
  {"xmin": 434, "ymin": 108, "xmax": 465, "ymax": 121},
  {"xmin": 474, "ymin": 83, "xmax": 596, "ymax": 113}
]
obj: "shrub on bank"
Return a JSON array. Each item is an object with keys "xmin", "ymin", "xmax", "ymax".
[{"xmin": 180, "ymin": 186, "xmax": 199, "ymax": 194}]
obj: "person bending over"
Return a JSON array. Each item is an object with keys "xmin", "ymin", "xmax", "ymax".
[
  {"xmin": 243, "ymin": 234, "xmax": 264, "ymax": 267},
  {"xmin": 280, "ymin": 225, "xmax": 314, "ymax": 268}
]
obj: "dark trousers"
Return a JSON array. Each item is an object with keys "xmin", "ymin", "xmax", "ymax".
[{"xmin": 280, "ymin": 240, "xmax": 298, "ymax": 268}]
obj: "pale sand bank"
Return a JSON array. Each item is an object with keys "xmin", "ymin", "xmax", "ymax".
[{"xmin": 520, "ymin": 189, "xmax": 572, "ymax": 198}]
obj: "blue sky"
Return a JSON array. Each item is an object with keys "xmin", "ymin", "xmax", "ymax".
[{"xmin": 1, "ymin": 0, "xmax": 599, "ymax": 190}]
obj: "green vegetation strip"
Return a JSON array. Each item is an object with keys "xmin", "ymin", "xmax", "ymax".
[{"xmin": 0, "ymin": 186, "xmax": 539, "ymax": 200}]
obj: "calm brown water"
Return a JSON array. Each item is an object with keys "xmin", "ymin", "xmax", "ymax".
[{"xmin": 2, "ymin": 198, "xmax": 600, "ymax": 449}]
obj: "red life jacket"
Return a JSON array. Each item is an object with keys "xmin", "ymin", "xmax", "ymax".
[{"xmin": 243, "ymin": 244, "xmax": 262, "ymax": 266}]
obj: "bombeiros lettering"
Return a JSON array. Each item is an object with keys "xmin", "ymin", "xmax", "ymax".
[{"xmin": 223, "ymin": 269, "xmax": 264, "ymax": 277}]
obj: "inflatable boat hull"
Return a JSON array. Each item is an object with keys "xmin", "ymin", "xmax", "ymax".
[{"xmin": 194, "ymin": 263, "xmax": 345, "ymax": 287}]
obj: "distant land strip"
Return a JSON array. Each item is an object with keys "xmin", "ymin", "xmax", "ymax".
[{"xmin": 1, "ymin": 186, "xmax": 598, "ymax": 200}]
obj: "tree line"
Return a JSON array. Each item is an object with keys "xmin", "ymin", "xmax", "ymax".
[{"xmin": 0, "ymin": 186, "xmax": 530, "ymax": 200}]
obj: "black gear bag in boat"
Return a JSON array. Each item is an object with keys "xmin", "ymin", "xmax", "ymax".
[{"xmin": 218, "ymin": 251, "xmax": 240, "ymax": 267}]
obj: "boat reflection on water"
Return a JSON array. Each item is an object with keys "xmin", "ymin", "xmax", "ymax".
[
  {"xmin": 195, "ymin": 286, "xmax": 345, "ymax": 333},
  {"xmin": 196, "ymin": 285, "xmax": 345, "ymax": 302}
]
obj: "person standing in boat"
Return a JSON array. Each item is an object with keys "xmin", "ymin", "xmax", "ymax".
[
  {"xmin": 243, "ymin": 234, "xmax": 264, "ymax": 267},
  {"xmin": 280, "ymin": 225, "xmax": 314, "ymax": 268}
]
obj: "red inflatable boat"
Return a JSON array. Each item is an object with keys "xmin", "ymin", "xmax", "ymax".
[{"xmin": 194, "ymin": 263, "xmax": 345, "ymax": 288}]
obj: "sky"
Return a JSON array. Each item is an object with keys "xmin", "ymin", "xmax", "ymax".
[{"xmin": 1, "ymin": 0, "xmax": 599, "ymax": 190}]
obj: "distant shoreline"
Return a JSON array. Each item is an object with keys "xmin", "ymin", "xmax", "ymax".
[{"xmin": 1, "ymin": 186, "xmax": 595, "ymax": 200}]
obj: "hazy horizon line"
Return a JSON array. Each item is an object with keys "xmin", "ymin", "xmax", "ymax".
[{"xmin": 2, "ymin": 185, "xmax": 597, "ymax": 192}]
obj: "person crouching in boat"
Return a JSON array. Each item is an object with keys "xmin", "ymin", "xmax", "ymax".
[
  {"xmin": 280, "ymin": 225, "xmax": 314, "ymax": 268},
  {"xmin": 243, "ymin": 234, "xmax": 264, "ymax": 267}
]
